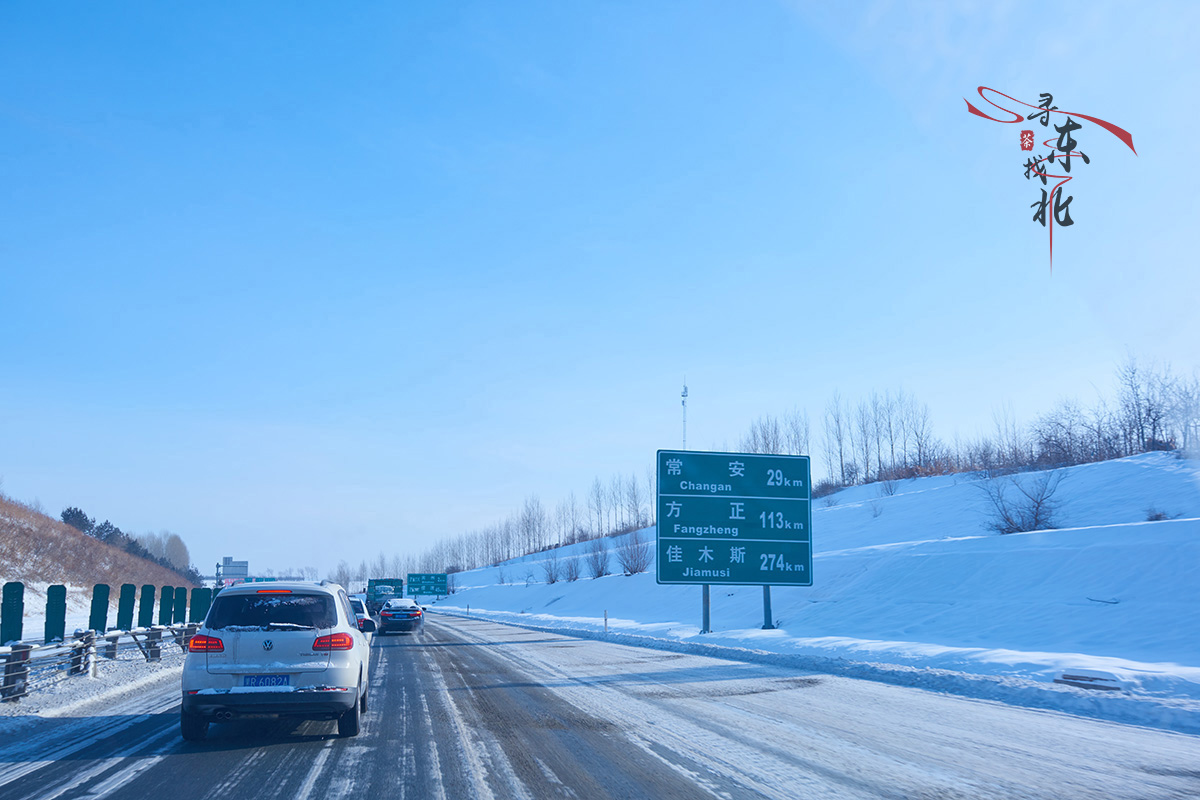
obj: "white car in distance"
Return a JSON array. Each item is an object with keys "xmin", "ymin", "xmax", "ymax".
[{"xmin": 182, "ymin": 581, "xmax": 375, "ymax": 741}]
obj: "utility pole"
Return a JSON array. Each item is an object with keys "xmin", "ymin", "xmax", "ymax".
[{"xmin": 682, "ymin": 381, "xmax": 688, "ymax": 451}]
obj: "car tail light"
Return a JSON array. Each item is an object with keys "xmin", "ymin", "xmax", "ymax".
[
  {"xmin": 312, "ymin": 632, "xmax": 355, "ymax": 651},
  {"xmin": 256, "ymin": 589, "xmax": 292, "ymax": 593},
  {"xmin": 189, "ymin": 634, "xmax": 224, "ymax": 652}
]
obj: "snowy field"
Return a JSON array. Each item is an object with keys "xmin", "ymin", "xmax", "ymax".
[{"xmin": 434, "ymin": 453, "xmax": 1200, "ymax": 731}]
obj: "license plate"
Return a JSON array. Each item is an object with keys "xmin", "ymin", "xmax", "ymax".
[{"xmin": 243, "ymin": 674, "xmax": 290, "ymax": 687}]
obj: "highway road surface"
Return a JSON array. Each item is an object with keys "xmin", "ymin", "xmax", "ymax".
[{"xmin": 1, "ymin": 614, "xmax": 1197, "ymax": 799}]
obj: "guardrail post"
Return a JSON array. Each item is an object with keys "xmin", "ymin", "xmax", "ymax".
[
  {"xmin": 2, "ymin": 644, "xmax": 33, "ymax": 701},
  {"xmin": 45, "ymin": 585, "xmax": 68, "ymax": 644},
  {"xmin": 103, "ymin": 631, "xmax": 120, "ymax": 660},
  {"xmin": 158, "ymin": 586, "xmax": 174, "ymax": 626},
  {"xmin": 138, "ymin": 585, "xmax": 156, "ymax": 629},
  {"xmin": 178, "ymin": 623, "xmax": 198, "ymax": 650},
  {"xmin": 116, "ymin": 584, "xmax": 136, "ymax": 631},
  {"xmin": 1, "ymin": 582, "xmax": 24, "ymax": 646},
  {"xmin": 147, "ymin": 627, "xmax": 162, "ymax": 662},
  {"xmin": 89, "ymin": 584, "xmax": 111, "ymax": 633},
  {"xmin": 190, "ymin": 588, "xmax": 212, "ymax": 622},
  {"xmin": 70, "ymin": 631, "xmax": 95, "ymax": 675}
]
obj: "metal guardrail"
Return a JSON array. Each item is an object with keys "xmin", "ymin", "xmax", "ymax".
[{"xmin": 0, "ymin": 623, "xmax": 199, "ymax": 702}]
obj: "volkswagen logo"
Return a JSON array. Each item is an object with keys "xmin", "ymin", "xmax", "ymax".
[{"xmin": 262, "ymin": 640, "xmax": 274, "ymax": 652}]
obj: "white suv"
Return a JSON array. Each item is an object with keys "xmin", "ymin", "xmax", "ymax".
[{"xmin": 181, "ymin": 581, "xmax": 375, "ymax": 741}]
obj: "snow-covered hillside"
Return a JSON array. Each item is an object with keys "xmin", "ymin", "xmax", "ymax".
[{"xmin": 436, "ymin": 453, "xmax": 1200, "ymax": 704}]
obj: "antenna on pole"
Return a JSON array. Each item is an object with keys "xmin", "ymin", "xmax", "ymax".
[{"xmin": 681, "ymin": 380, "xmax": 688, "ymax": 451}]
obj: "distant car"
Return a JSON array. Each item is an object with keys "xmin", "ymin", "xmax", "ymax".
[
  {"xmin": 378, "ymin": 597, "xmax": 425, "ymax": 635},
  {"xmin": 348, "ymin": 597, "xmax": 370, "ymax": 632},
  {"xmin": 180, "ymin": 581, "xmax": 375, "ymax": 741}
]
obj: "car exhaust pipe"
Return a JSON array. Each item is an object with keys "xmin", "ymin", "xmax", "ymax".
[{"xmin": 216, "ymin": 710, "xmax": 235, "ymax": 722}]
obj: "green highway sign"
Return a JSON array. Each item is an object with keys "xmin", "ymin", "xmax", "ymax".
[
  {"xmin": 407, "ymin": 573, "xmax": 448, "ymax": 596},
  {"xmin": 657, "ymin": 450, "xmax": 812, "ymax": 586}
]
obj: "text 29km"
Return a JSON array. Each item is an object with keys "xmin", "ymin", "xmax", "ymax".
[
  {"xmin": 766, "ymin": 469, "xmax": 802, "ymax": 488},
  {"xmin": 760, "ymin": 511, "xmax": 802, "ymax": 530}
]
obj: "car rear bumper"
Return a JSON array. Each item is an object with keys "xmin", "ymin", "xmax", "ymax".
[
  {"xmin": 182, "ymin": 688, "xmax": 357, "ymax": 719},
  {"xmin": 380, "ymin": 619, "xmax": 422, "ymax": 632}
]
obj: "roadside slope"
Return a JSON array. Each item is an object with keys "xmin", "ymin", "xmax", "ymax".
[{"xmin": 436, "ymin": 453, "xmax": 1200, "ymax": 702}]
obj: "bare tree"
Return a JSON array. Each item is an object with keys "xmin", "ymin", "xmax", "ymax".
[
  {"xmin": 740, "ymin": 415, "xmax": 783, "ymax": 454},
  {"xmin": 979, "ymin": 470, "xmax": 1066, "ymax": 534},
  {"xmin": 869, "ymin": 392, "xmax": 886, "ymax": 478},
  {"xmin": 567, "ymin": 491, "xmax": 583, "ymax": 543},
  {"xmin": 521, "ymin": 495, "xmax": 547, "ymax": 552},
  {"xmin": 328, "ymin": 560, "xmax": 353, "ymax": 586},
  {"xmin": 854, "ymin": 399, "xmax": 875, "ymax": 484},
  {"xmin": 586, "ymin": 536, "xmax": 610, "ymax": 578},
  {"xmin": 1169, "ymin": 371, "xmax": 1200, "ymax": 454},
  {"xmin": 609, "ymin": 474, "xmax": 624, "ymax": 532},
  {"xmin": 588, "ymin": 477, "xmax": 605, "ymax": 538},
  {"xmin": 625, "ymin": 474, "xmax": 645, "ymax": 529},
  {"xmin": 616, "ymin": 530, "xmax": 653, "ymax": 575},
  {"xmin": 1033, "ymin": 399, "xmax": 1087, "ymax": 466},
  {"xmin": 164, "ymin": 533, "xmax": 190, "ymax": 571},
  {"xmin": 908, "ymin": 398, "xmax": 937, "ymax": 472},
  {"xmin": 563, "ymin": 555, "xmax": 581, "ymax": 582},
  {"xmin": 784, "ymin": 407, "xmax": 810, "ymax": 456},
  {"xmin": 644, "ymin": 465, "xmax": 657, "ymax": 526},
  {"xmin": 541, "ymin": 551, "xmax": 560, "ymax": 584},
  {"xmin": 553, "ymin": 499, "xmax": 570, "ymax": 546},
  {"xmin": 992, "ymin": 403, "xmax": 1027, "ymax": 470},
  {"xmin": 823, "ymin": 392, "xmax": 849, "ymax": 485}
]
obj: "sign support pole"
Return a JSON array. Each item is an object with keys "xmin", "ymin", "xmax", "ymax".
[
  {"xmin": 700, "ymin": 584, "xmax": 710, "ymax": 634},
  {"xmin": 762, "ymin": 585, "xmax": 775, "ymax": 630}
]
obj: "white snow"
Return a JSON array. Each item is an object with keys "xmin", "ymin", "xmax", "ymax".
[
  {"xmin": 0, "ymin": 649, "xmax": 184, "ymax": 727},
  {"xmin": 434, "ymin": 453, "xmax": 1200, "ymax": 731}
]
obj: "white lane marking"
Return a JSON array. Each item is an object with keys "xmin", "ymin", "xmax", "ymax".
[
  {"xmin": 532, "ymin": 756, "xmax": 578, "ymax": 799},
  {"xmin": 438, "ymin": 638, "xmax": 536, "ymax": 800},
  {"xmin": 416, "ymin": 691, "xmax": 447, "ymax": 800},
  {"xmin": 0, "ymin": 697, "xmax": 179, "ymax": 786},
  {"xmin": 424, "ymin": 641, "xmax": 501, "ymax": 800},
  {"xmin": 202, "ymin": 748, "xmax": 269, "ymax": 797},
  {"xmin": 77, "ymin": 752, "xmax": 167, "ymax": 798},
  {"xmin": 294, "ymin": 740, "xmax": 335, "ymax": 800},
  {"xmin": 12, "ymin": 721, "xmax": 179, "ymax": 800},
  {"xmin": 315, "ymin": 743, "xmax": 373, "ymax": 800}
]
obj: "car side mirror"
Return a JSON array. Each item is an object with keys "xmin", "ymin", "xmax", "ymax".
[{"xmin": 360, "ymin": 619, "xmax": 376, "ymax": 633}]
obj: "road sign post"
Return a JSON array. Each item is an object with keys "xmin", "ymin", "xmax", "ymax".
[{"xmin": 657, "ymin": 450, "xmax": 811, "ymax": 630}]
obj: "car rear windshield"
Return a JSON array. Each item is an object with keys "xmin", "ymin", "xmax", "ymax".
[{"xmin": 206, "ymin": 593, "xmax": 337, "ymax": 630}]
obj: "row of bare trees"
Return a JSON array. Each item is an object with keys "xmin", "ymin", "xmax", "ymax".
[
  {"xmin": 776, "ymin": 357, "xmax": 1197, "ymax": 491},
  {"xmin": 326, "ymin": 466, "xmax": 661, "ymax": 586}
]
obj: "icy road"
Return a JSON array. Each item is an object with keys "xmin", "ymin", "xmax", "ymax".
[{"xmin": 1, "ymin": 615, "xmax": 1197, "ymax": 799}]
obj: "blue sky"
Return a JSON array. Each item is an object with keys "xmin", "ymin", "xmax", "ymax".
[{"xmin": 2, "ymin": 2, "xmax": 1196, "ymax": 573}]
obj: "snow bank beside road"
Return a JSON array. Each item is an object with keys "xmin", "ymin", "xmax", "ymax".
[
  {"xmin": 431, "ymin": 608, "xmax": 1200, "ymax": 735},
  {"xmin": 433, "ymin": 453, "xmax": 1200, "ymax": 730}
]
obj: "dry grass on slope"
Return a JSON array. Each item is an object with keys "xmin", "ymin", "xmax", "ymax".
[{"xmin": 0, "ymin": 495, "xmax": 195, "ymax": 589}]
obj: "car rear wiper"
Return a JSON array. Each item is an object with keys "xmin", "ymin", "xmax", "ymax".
[{"xmin": 263, "ymin": 622, "xmax": 316, "ymax": 631}]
